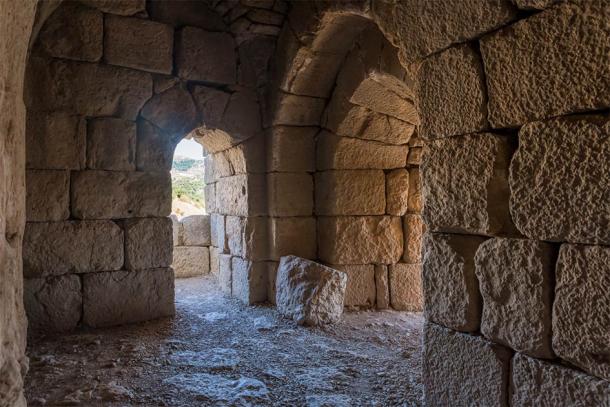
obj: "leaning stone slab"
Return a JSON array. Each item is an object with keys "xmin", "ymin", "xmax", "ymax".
[
  {"xmin": 124, "ymin": 217, "xmax": 173, "ymax": 270},
  {"xmin": 173, "ymin": 246, "xmax": 210, "ymax": 278},
  {"xmin": 24, "ymin": 275, "xmax": 82, "ymax": 333},
  {"xmin": 276, "ymin": 256, "xmax": 347, "ymax": 326}
]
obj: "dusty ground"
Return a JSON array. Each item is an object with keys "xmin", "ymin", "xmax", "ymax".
[{"xmin": 25, "ymin": 276, "xmax": 424, "ymax": 406}]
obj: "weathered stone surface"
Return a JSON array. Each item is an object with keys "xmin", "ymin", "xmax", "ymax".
[
  {"xmin": 24, "ymin": 275, "xmax": 82, "ymax": 333},
  {"xmin": 216, "ymin": 174, "xmax": 266, "ymax": 217},
  {"xmin": 318, "ymin": 216, "xmax": 403, "ymax": 264},
  {"xmin": 269, "ymin": 217, "xmax": 316, "ymax": 261},
  {"xmin": 402, "ymin": 214, "xmax": 425, "ymax": 264},
  {"xmin": 279, "ymin": 46, "xmax": 344, "ymax": 98},
  {"xmin": 231, "ymin": 257, "xmax": 268, "ymax": 304},
  {"xmin": 226, "ymin": 216, "xmax": 268, "ymax": 261},
  {"xmin": 316, "ymin": 132, "xmax": 408, "ymax": 170},
  {"xmin": 36, "ymin": 2, "xmax": 103, "ymax": 62},
  {"xmin": 417, "ymin": 44, "xmax": 488, "ymax": 139},
  {"xmin": 148, "ymin": 0, "xmax": 227, "ymax": 30},
  {"xmin": 171, "ymin": 214, "xmax": 183, "ymax": 246},
  {"xmin": 136, "ymin": 120, "xmax": 176, "ymax": 172},
  {"xmin": 510, "ymin": 116, "xmax": 609, "ymax": 245},
  {"xmin": 181, "ymin": 215, "xmax": 211, "ymax": 246},
  {"xmin": 173, "ymin": 246, "xmax": 210, "ymax": 278},
  {"xmin": 350, "ymin": 74, "xmax": 418, "ymax": 123},
  {"xmin": 276, "ymin": 256, "xmax": 347, "ymax": 326},
  {"xmin": 83, "ymin": 268, "xmax": 175, "ymax": 328},
  {"xmin": 104, "ymin": 15, "xmax": 173, "ymax": 74},
  {"xmin": 191, "ymin": 85, "xmax": 231, "ymax": 132},
  {"xmin": 218, "ymin": 254, "xmax": 232, "ymax": 295},
  {"xmin": 512, "ymin": 353, "xmax": 610, "ymax": 406},
  {"xmin": 87, "ymin": 117, "xmax": 136, "ymax": 171},
  {"xmin": 422, "ymin": 133, "xmax": 514, "ymax": 235},
  {"xmin": 271, "ymin": 92, "xmax": 326, "ymax": 126},
  {"xmin": 79, "ymin": 0, "xmax": 146, "ymax": 15},
  {"xmin": 423, "ymin": 322, "xmax": 511, "ymax": 407},
  {"xmin": 26, "ymin": 112, "xmax": 86, "ymax": 170},
  {"xmin": 267, "ymin": 126, "xmax": 316, "ymax": 172},
  {"xmin": 553, "ymin": 244, "xmax": 610, "ymax": 381},
  {"xmin": 209, "ymin": 246, "xmax": 220, "ymax": 276},
  {"xmin": 407, "ymin": 147, "xmax": 422, "ymax": 166},
  {"xmin": 26, "ymin": 170, "xmax": 69, "ymax": 221},
  {"xmin": 26, "ymin": 56, "xmax": 152, "ymax": 120},
  {"xmin": 71, "ymin": 170, "xmax": 171, "ymax": 219},
  {"xmin": 23, "ymin": 221, "xmax": 123, "ymax": 277},
  {"xmin": 481, "ymin": 2, "xmax": 610, "ymax": 128},
  {"xmin": 374, "ymin": 265, "xmax": 389, "ymax": 309},
  {"xmin": 210, "ymin": 214, "xmax": 227, "ymax": 252},
  {"xmin": 407, "ymin": 168, "xmax": 422, "ymax": 214},
  {"xmin": 176, "ymin": 27, "xmax": 236, "ymax": 84},
  {"xmin": 386, "ymin": 169, "xmax": 409, "ymax": 216},
  {"xmin": 268, "ymin": 173, "xmax": 313, "ymax": 217},
  {"xmin": 267, "ymin": 261, "xmax": 279, "ymax": 305},
  {"xmin": 316, "ymin": 170, "xmax": 385, "ymax": 216},
  {"xmin": 205, "ymin": 184, "xmax": 216, "ymax": 213},
  {"xmin": 512, "ymin": 0, "xmax": 560, "ymax": 10},
  {"xmin": 475, "ymin": 238, "xmax": 554, "ymax": 358},
  {"xmin": 422, "ymin": 233, "xmax": 487, "ymax": 332},
  {"xmin": 389, "ymin": 263, "xmax": 422, "ymax": 311},
  {"xmin": 124, "ymin": 217, "xmax": 173, "ymax": 270},
  {"xmin": 141, "ymin": 84, "xmax": 200, "ymax": 138},
  {"xmin": 213, "ymin": 135, "xmax": 266, "ymax": 177},
  {"xmin": 332, "ymin": 264, "xmax": 375, "ymax": 308}
]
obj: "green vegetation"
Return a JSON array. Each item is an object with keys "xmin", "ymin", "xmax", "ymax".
[{"xmin": 172, "ymin": 176, "xmax": 205, "ymax": 208}]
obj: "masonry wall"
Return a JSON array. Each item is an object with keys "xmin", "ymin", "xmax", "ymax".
[{"xmin": 171, "ymin": 215, "xmax": 211, "ymax": 278}]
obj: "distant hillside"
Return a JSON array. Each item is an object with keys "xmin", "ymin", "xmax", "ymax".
[{"xmin": 172, "ymin": 156, "xmax": 205, "ymax": 216}]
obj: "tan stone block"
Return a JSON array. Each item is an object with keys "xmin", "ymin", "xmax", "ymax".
[
  {"xmin": 87, "ymin": 118, "xmax": 136, "ymax": 171},
  {"xmin": 218, "ymin": 254, "xmax": 232, "ymax": 295},
  {"xmin": 210, "ymin": 214, "xmax": 227, "ymax": 252},
  {"xmin": 231, "ymin": 257, "xmax": 268, "ymax": 304},
  {"xmin": 475, "ymin": 238, "xmax": 555, "ymax": 358},
  {"xmin": 83, "ymin": 268, "xmax": 175, "ymax": 328},
  {"xmin": 350, "ymin": 74, "xmax": 418, "ymax": 124},
  {"xmin": 124, "ymin": 217, "xmax": 173, "ymax": 270},
  {"xmin": 271, "ymin": 92, "xmax": 326, "ymax": 126},
  {"xmin": 135, "ymin": 120, "xmax": 176, "ymax": 172},
  {"xmin": 141, "ymin": 84, "xmax": 199, "ymax": 137},
  {"xmin": 402, "ymin": 214, "xmax": 425, "ymax": 264},
  {"xmin": 204, "ymin": 184, "xmax": 216, "ymax": 213},
  {"xmin": 389, "ymin": 263, "xmax": 422, "ymax": 311},
  {"xmin": 269, "ymin": 217, "xmax": 316, "ymax": 261},
  {"xmin": 407, "ymin": 168, "xmax": 422, "ymax": 214},
  {"xmin": 315, "ymin": 170, "xmax": 385, "ymax": 216},
  {"xmin": 268, "ymin": 173, "xmax": 313, "ymax": 217},
  {"xmin": 407, "ymin": 147, "xmax": 422, "ymax": 166},
  {"xmin": 209, "ymin": 246, "xmax": 221, "ymax": 276},
  {"xmin": 216, "ymin": 174, "xmax": 266, "ymax": 217},
  {"xmin": 267, "ymin": 126, "xmax": 316, "ymax": 172},
  {"xmin": 181, "ymin": 215, "xmax": 211, "ymax": 246},
  {"xmin": 79, "ymin": 0, "xmax": 146, "ymax": 15},
  {"xmin": 71, "ymin": 170, "xmax": 171, "ymax": 219},
  {"xmin": 173, "ymin": 246, "xmax": 210, "ymax": 278},
  {"xmin": 332, "ymin": 264, "xmax": 375, "ymax": 308},
  {"xmin": 318, "ymin": 216, "xmax": 403, "ymax": 265},
  {"xmin": 226, "ymin": 216, "xmax": 268, "ymax": 261},
  {"xmin": 26, "ymin": 170, "xmax": 69, "ymax": 222},
  {"xmin": 280, "ymin": 47, "xmax": 344, "ymax": 98},
  {"xmin": 24, "ymin": 275, "xmax": 82, "ymax": 333},
  {"xmin": 374, "ymin": 265, "xmax": 389, "ymax": 309},
  {"xmin": 267, "ymin": 261, "xmax": 279, "ymax": 305},
  {"xmin": 148, "ymin": 0, "xmax": 226, "ymax": 30},
  {"xmin": 213, "ymin": 135, "xmax": 266, "ymax": 177},
  {"xmin": 176, "ymin": 27, "xmax": 236, "ymax": 84},
  {"xmin": 23, "ymin": 221, "xmax": 124, "ymax": 277},
  {"xmin": 422, "ymin": 233, "xmax": 486, "ymax": 332},
  {"xmin": 386, "ymin": 169, "xmax": 409, "ymax": 216},
  {"xmin": 553, "ymin": 244, "xmax": 610, "ymax": 381},
  {"xmin": 191, "ymin": 85, "xmax": 231, "ymax": 131},
  {"xmin": 171, "ymin": 214, "xmax": 183, "ymax": 246}
]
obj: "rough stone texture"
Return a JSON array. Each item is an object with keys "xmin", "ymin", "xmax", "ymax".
[
  {"xmin": 23, "ymin": 221, "xmax": 124, "ymax": 277},
  {"xmin": 211, "ymin": 214, "xmax": 227, "ymax": 253},
  {"xmin": 374, "ymin": 265, "xmax": 389, "ymax": 309},
  {"xmin": 191, "ymin": 85, "xmax": 231, "ymax": 131},
  {"xmin": 553, "ymin": 244, "xmax": 610, "ymax": 382},
  {"xmin": 226, "ymin": 216, "xmax": 268, "ymax": 261},
  {"xmin": 276, "ymin": 256, "xmax": 347, "ymax": 326},
  {"xmin": 389, "ymin": 263, "xmax": 423, "ymax": 311},
  {"xmin": 269, "ymin": 217, "xmax": 317, "ymax": 261},
  {"xmin": 417, "ymin": 44, "xmax": 488, "ymax": 139},
  {"xmin": 26, "ymin": 112, "xmax": 86, "ymax": 170},
  {"xmin": 218, "ymin": 254, "xmax": 232, "ymax": 295},
  {"xmin": 87, "ymin": 117, "xmax": 136, "ymax": 171},
  {"xmin": 271, "ymin": 92, "xmax": 326, "ymax": 126},
  {"xmin": 231, "ymin": 257, "xmax": 268, "ymax": 305},
  {"xmin": 181, "ymin": 215, "xmax": 211, "ymax": 246},
  {"xmin": 332, "ymin": 264, "xmax": 376, "ymax": 308},
  {"xmin": 141, "ymin": 84, "xmax": 200, "ymax": 138},
  {"xmin": 350, "ymin": 74, "xmax": 418, "ymax": 123},
  {"xmin": 173, "ymin": 246, "xmax": 210, "ymax": 278},
  {"xmin": 316, "ymin": 132, "xmax": 407, "ymax": 170},
  {"xmin": 79, "ymin": 0, "xmax": 146, "ymax": 16},
  {"xmin": 83, "ymin": 268, "xmax": 175, "ymax": 328},
  {"xmin": 71, "ymin": 170, "xmax": 171, "ymax": 219},
  {"xmin": 204, "ymin": 184, "xmax": 216, "ymax": 214},
  {"xmin": 510, "ymin": 116, "xmax": 610, "ymax": 245},
  {"xmin": 386, "ymin": 169, "xmax": 409, "ymax": 216},
  {"xmin": 512, "ymin": 353, "xmax": 610, "ymax": 406},
  {"xmin": 171, "ymin": 214, "xmax": 183, "ymax": 246},
  {"xmin": 268, "ymin": 173, "xmax": 313, "ymax": 217},
  {"xmin": 423, "ymin": 322, "xmax": 511, "ymax": 407},
  {"xmin": 209, "ymin": 246, "xmax": 220, "ymax": 276},
  {"xmin": 422, "ymin": 133, "xmax": 514, "ymax": 235},
  {"xmin": 267, "ymin": 126, "xmax": 316, "ymax": 172},
  {"xmin": 422, "ymin": 233, "xmax": 487, "ymax": 332},
  {"xmin": 475, "ymin": 238, "xmax": 554, "ymax": 358},
  {"xmin": 318, "ymin": 216, "xmax": 403, "ymax": 265},
  {"xmin": 512, "ymin": 0, "xmax": 561, "ymax": 10},
  {"xmin": 407, "ymin": 147, "xmax": 422, "ymax": 166},
  {"xmin": 279, "ymin": 46, "xmax": 344, "ymax": 98},
  {"xmin": 124, "ymin": 217, "xmax": 173, "ymax": 270},
  {"xmin": 23, "ymin": 275, "xmax": 82, "ymax": 333},
  {"xmin": 216, "ymin": 174, "xmax": 266, "ymax": 217},
  {"xmin": 402, "ymin": 214, "xmax": 425, "ymax": 264},
  {"xmin": 148, "ymin": 0, "xmax": 227, "ymax": 30},
  {"xmin": 136, "ymin": 120, "xmax": 176, "ymax": 172},
  {"xmin": 267, "ymin": 262, "xmax": 279, "ymax": 305},
  {"xmin": 104, "ymin": 15, "xmax": 173, "ymax": 74},
  {"xmin": 406, "ymin": 168, "xmax": 422, "ymax": 214},
  {"xmin": 176, "ymin": 27, "xmax": 236, "ymax": 84},
  {"xmin": 315, "ymin": 170, "xmax": 385, "ymax": 216},
  {"xmin": 26, "ymin": 170, "xmax": 69, "ymax": 221},
  {"xmin": 480, "ymin": 2, "xmax": 610, "ymax": 128}
]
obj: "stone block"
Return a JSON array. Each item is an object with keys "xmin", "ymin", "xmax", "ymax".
[
  {"xmin": 209, "ymin": 246, "xmax": 220, "ymax": 276},
  {"xmin": 510, "ymin": 115, "xmax": 609, "ymax": 245},
  {"xmin": 231, "ymin": 257, "xmax": 268, "ymax": 304},
  {"xmin": 480, "ymin": 2, "xmax": 610, "ymax": 128},
  {"xmin": 407, "ymin": 147, "xmax": 422, "ymax": 166},
  {"xmin": 350, "ymin": 74, "xmax": 418, "ymax": 123},
  {"xmin": 316, "ymin": 131, "xmax": 408, "ymax": 170},
  {"xmin": 268, "ymin": 173, "xmax": 313, "ymax": 217},
  {"xmin": 210, "ymin": 214, "xmax": 227, "ymax": 252},
  {"xmin": 136, "ymin": 120, "xmax": 175, "ymax": 172},
  {"xmin": 190, "ymin": 85, "xmax": 231, "ymax": 131},
  {"xmin": 216, "ymin": 174, "xmax": 266, "ymax": 217},
  {"xmin": 24, "ymin": 275, "xmax": 82, "ymax": 333},
  {"xmin": 269, "ymin": 217, "xmax": 316, "ymax": 261},
  {"xmin": 386, "ymin": 169, "xmax": 409, "ymax": 216},
  {"xmin": 26, "ymin": 112, "xmax": 86, "ymax": 170},
  {"xmin": 267, "ymin": 126, "xmax": 316, "ymax": 172},
  {"xmin": 418, "ymin": 43, "xmax": 488, "ymax": 139},
  {"xmin": 79, "ymin": 0, "xmax": 146, "ymax": 15},
  {"xmin": 267, "ymin": 261, "xmax": 279, "ymax": 305},
  {"xmin": 173, "ymin": 246, "xmax": 210, "ymax": 278},
  {"xmin": 553, "ymin": 244, "xmax": 610, "ymax": 381},
  {"xmin": 332, "ymin": 264, "xmax": 375, "ymax": 308},
  {"xmin": 402, "ymin": 214, "xmax": 425, "ymax": 264},
  {"xmin": 148, "ymin": 0, "xmax": 227, "ymax": 30},
  {"xmin": 204, "ymin": 184, "xmax": 216, "ymax": 213},
  {"xmin": 374, "ymin": 265, "xmax": 389, "ymax": 309},
  {"xmin": 389, "ymin": 263, "xmax": 423, "ymax": 311},
  {"xmin": 422, "ymin": 233, "xmax": 487, "ymax": 332},
  {"xmin": 271, "ymin": 92, "xmax": 326, "ymax": 126},
  {"xmin": 318, "ymin": 216, "xmax": 403, "ymax": 265},
  {"xmin": 218, "ymin": 254, "xmax": 232, "ymax": 295},
  {"xmin": 104, "ymin": 15, "xmax": 173, "ymax": 74},
  {"xmin": 225, "ymin": 216, "xmax": 268, "ymax": 261},
  {"xmin": 279, "ymin": 47, "xmax": 344, "ymax": 98},
  {"xmin": 176, "ymin": 27, "xmax": 236, "ymax": 84},
  {"xmin": 423, "ymin": 322, "xmax": 511, "ymax": 407},
  {"xmin": 422, "ymin": 133, "xmax": 514, "ymax": 235},
  {"xmin": 407, "ymin": 168, "xmax": 422, "ymax": 214},
  {"xmin": 315, "ymin": 170, "xmax": 385, "ymax": 216},
  {"xmin": 181, "ymin": 215, "xmax": 211, "ymax": 246},
  {"xmin": 23, "ymin": 221, "xmax": 123, "ymax": 278},
  {"xmin": 171, "ymin": 214, "xmax": 183, "ymax": 246},
  {"xmin": 87, "ymin": 118, "xmax": 136, "ymax": 171},
  {"xmin": 512, "ymin": 353, "xmax": 610, "ymax": 406},
  {"xmin": 475, "ymin": 238, "xmax": 555, "ymax": 358},
  {"xmin": 141, "ymin": 84, "xmax": 200, "ymax": 138},
  {"xmin": 83, "ymin": 268, "xmax": 175, "ymax": 328},
  {"xmin": 213, "ymin": 135, "xmax": 266, "ymax": 177},
  {"xmin": 71, "ymin": 170, "xmax": 171, "ymax": 219},
  {"xmin": 124, "ymin": 217, "xmax": 173, "ymax": 270},
  {"xmin": 26, "ymin": 170, "xmax": 69, "ymax": 222}
]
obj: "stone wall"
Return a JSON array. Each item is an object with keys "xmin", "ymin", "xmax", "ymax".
[{"xmin": 172, "ymin": 215, "xmax": 211, "ymax": 278}]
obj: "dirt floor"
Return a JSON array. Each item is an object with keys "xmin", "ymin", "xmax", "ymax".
[{"xmin": 25, "ymin": 275, "xmax": 424, "ymax": 406}]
